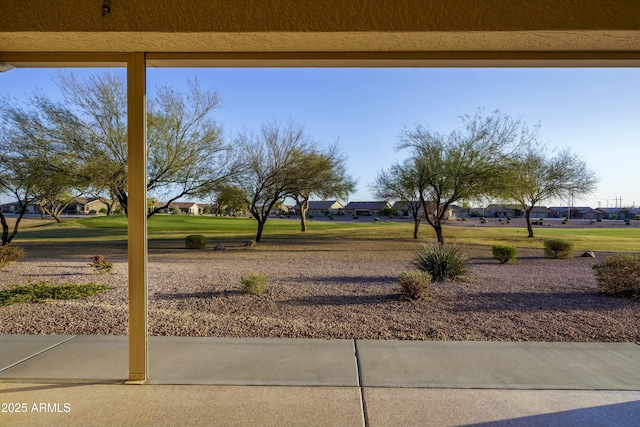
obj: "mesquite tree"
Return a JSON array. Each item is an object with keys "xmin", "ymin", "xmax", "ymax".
[
  {"xmin": 503, "ymin": 146, "xmax": 598, "ymax": 237},
  {"xmin": 397, "ymin": 110, "xmax": 535, "ymax": 244}
]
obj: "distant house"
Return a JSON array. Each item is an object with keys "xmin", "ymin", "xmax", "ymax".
[
  {"xmin": 391, "ymin": 200, "xmax": 424, "ymax": 219},
  {"xmin": 599, "ymin": 207, "xmax": 638, "ymax": 220},
  {"xmin": 70, "ymin": 197, "xmax": 109, "ymax": 214},
  {"xmin": 549, "ymin": 206, "xmax": 585, "ymax": 219},
  {"xmin": 0, "ymin": 200, "xmax": 40, "ymax": 214},
  {"xmin": 529, "ymin": 206, "xmax": 550, "ymax": 219},
  {"xmin": 294, "ymin": 200, "xmax": 344, "ymax": 216},
  {"xmin": 573, "ymin": 207, "xmax": 605, "ymax": 220},
  {"xmin": 485, "ymin": 204, "xmax": 524, "ymax": 218},
  {"xmin": 391, "ymin": 201, "xmax": 422, "ymax": 218},
  {"xmin": 392, "ymin": 200, "xmax": 455, "ymax": 220},
  {"xmin": 156, "ymin": 201, "xmax": 201, "ymax": 215},
  {"xmin": 450, "ymin": 204, "xmax": 469, "ymax": 218},
  {"xmin": 344, "ymin": 201, "xmax": 391, "ymax": 216}
]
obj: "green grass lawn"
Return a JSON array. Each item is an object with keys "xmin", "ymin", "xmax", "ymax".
[{"xmin": 11, "ymin": 215, "xmax": 640, "ymax": 253}]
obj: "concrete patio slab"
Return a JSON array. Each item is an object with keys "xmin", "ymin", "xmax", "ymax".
[
  {"xmin": 147, "ymin": 337, "xmax": 359, "ymax": 386},
  {"xmin": 364, "ymin": 388, "xmax": 640, "ymax": 427},
  {"xmin": 0, "ymin": 335, "xmax": 359, "ymax": 386},
  {"xmin": 0, "ymin": 336, "xmax": 127, "ymax": 382},
  {"xmin": 0, "ymin": 383, "xmax": 365, "ymax": 427},
  {"xmin": 0, "ymin": 335, "xmax": 75, "ymax": 373},
  {"xmin": 356, "ymin": 341, "xmax": 640, "ymax": 389}
]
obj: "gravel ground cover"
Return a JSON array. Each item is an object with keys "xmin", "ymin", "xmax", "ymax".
[{"xmin": 1, "ymin": 239, "xmax": 638, "ymax": 341}]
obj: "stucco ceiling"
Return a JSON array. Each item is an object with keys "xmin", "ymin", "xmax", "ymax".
[{"xmin": 1, "ymin": 0, "xmax": 639, "ymax": 66}]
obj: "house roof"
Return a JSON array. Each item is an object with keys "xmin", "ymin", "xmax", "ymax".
[
  {"xmin": 391, "ymin": 201, "xmax": 421, "ymax": 210},
  {"xmin": 73, "ymin": 197, "xmax": 104, "ymax": 205},
  {"xmin": 157, "ymin": 201, "xmax": 199, "ymax": 209},
  {"xmin": 304, "ymin": 200, "xmax": 343, "ymax": 210},
  {"xmin": 599, "ymin": 207, "xmax": 633, "ymax": 213},
  {"xmin": 577, "ymin": 207, "xmax": 598, "ymax": 213},
  {"xmin": 485, "ymin": 204, "xmax": 522, "ymax": 210},
  {"xmin": 530, "ymin": 206, "xmax": 549, "ymax": 212},
  {"xmin": 344, "ymin": 201, "xmax": 390, "ymax": 210},
  {"xmin": 549, "ymin": 206, "xmax": 584, "ymax": 211}
]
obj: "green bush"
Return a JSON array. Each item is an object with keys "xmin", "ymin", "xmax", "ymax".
[
  {"xmin": 543, "ymin": 239, "xmax": 574, "ymax": 259},
  {"xmin": 352, "ymin": 215, "xmax": 359, "ymax": 220},
  {"xmin": 0, "ymin": 245, "xmax": 25, "ymax": 269},
  {"xmin": 592, "ymin": 255, "xmax": 640, "ymax": 298},
  {"xmin": 185, "ymin": 234, "xmax": 207, "ymax": 250},
  {"xmin": 241, "ymin": 273, "xmax": 268, "ymax": 295},
  {"xmin": 0, "ymin": 280, "xmax": 111, "ymax": 306},
  {"xmin": 492, "ymin": 245, "xmax": 517, "ymax": 264},
  {"xmin": 413, "ymin": 243, "xmax": 468, "ymax": 281},
  {"xmin": 397, "ymin": 271, "xmax": 431, "ymax": 300}
]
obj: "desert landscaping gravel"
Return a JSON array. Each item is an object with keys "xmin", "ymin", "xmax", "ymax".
[{"xmin": 1, "ymin": 239, "xmax": 638, "ymax": 342}]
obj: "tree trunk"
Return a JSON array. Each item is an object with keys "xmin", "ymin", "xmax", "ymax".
[
  {"xmin": 1, "ymin": 206, "xmax": 26, "ymax": 246},
  {"xmin": 1, "ymin": 213, "xmax": 9, "ymax": 246},
  {"xmin": 526, "ymin": 208, "xmax": 534, "ymax": 238},
  {"xmin": 413, "ymin": 218, "xmax": 420, "ymax": 239},
  {"xmin": 298, "ymin": 198, "xmax": 309, "ymax": 232},
  {"xmin": 116, "ymin": 190, "xmax": 128, "ymax": 216},
  {"xmin": 434, "ymin": 223, "xmax": 445, "ymax": 245},
  {"xmin": 255, "ymin": 219, "xmax": 265, "ymax": 242}
]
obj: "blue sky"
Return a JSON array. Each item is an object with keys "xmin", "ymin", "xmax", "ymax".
[{"xmin": 2, "ymin": 67, "xmax": 639, "ymax": 208}]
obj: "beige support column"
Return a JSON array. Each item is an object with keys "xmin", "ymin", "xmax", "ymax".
[{"xmin": 127, "ymin": 52, "xmax": 148, "ymax": 383}]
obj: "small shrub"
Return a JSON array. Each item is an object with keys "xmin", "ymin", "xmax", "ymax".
[
  {"xmin": 185, "ymin": 234, "xmax": 207, "ymax": 250},
  {"xmin": 592, "ymin": 255, "xmax": 640, "ymax": 298},
  {"xmin": 543, "ymin": 239, "xmax": 574, "ymax": 259},
  {"xmin": 308, "ymin": 213, "xmax": 314, "ymax": 218},
  {"xmin": 241, "ymin": 273, "xmax": 268, "ymax": 295},
  {"xmin": 597, "ymin": 218, "xmax": 602, "ymax": 222},
  {"xmin": 352, "ymin": 215, "xmax": 359, "ymax": 220},
  {"xmin": 492, "ymin": 245, "xmax": 517, "ymax": 264},
  {"xmin": 89, "ymin": 255, "xmax": 113, "ymax": 274},
  {"xmin": 397, "ymin": 271, "xmax": 431, "ymax": 300},
  {"xmin": 413, "ymin": 243, "xmax": 468, "ymax": 281},
  {"xmin": 0, "ymin": 280, "xmax": 111, "ymax": 306},
  {"xmin": 374, "ymin": 217, "xmax": 380, "ymax": 222},
  {"xmin": 0, "ymin": 245, "xmax": 25, "ymax": 269}
]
